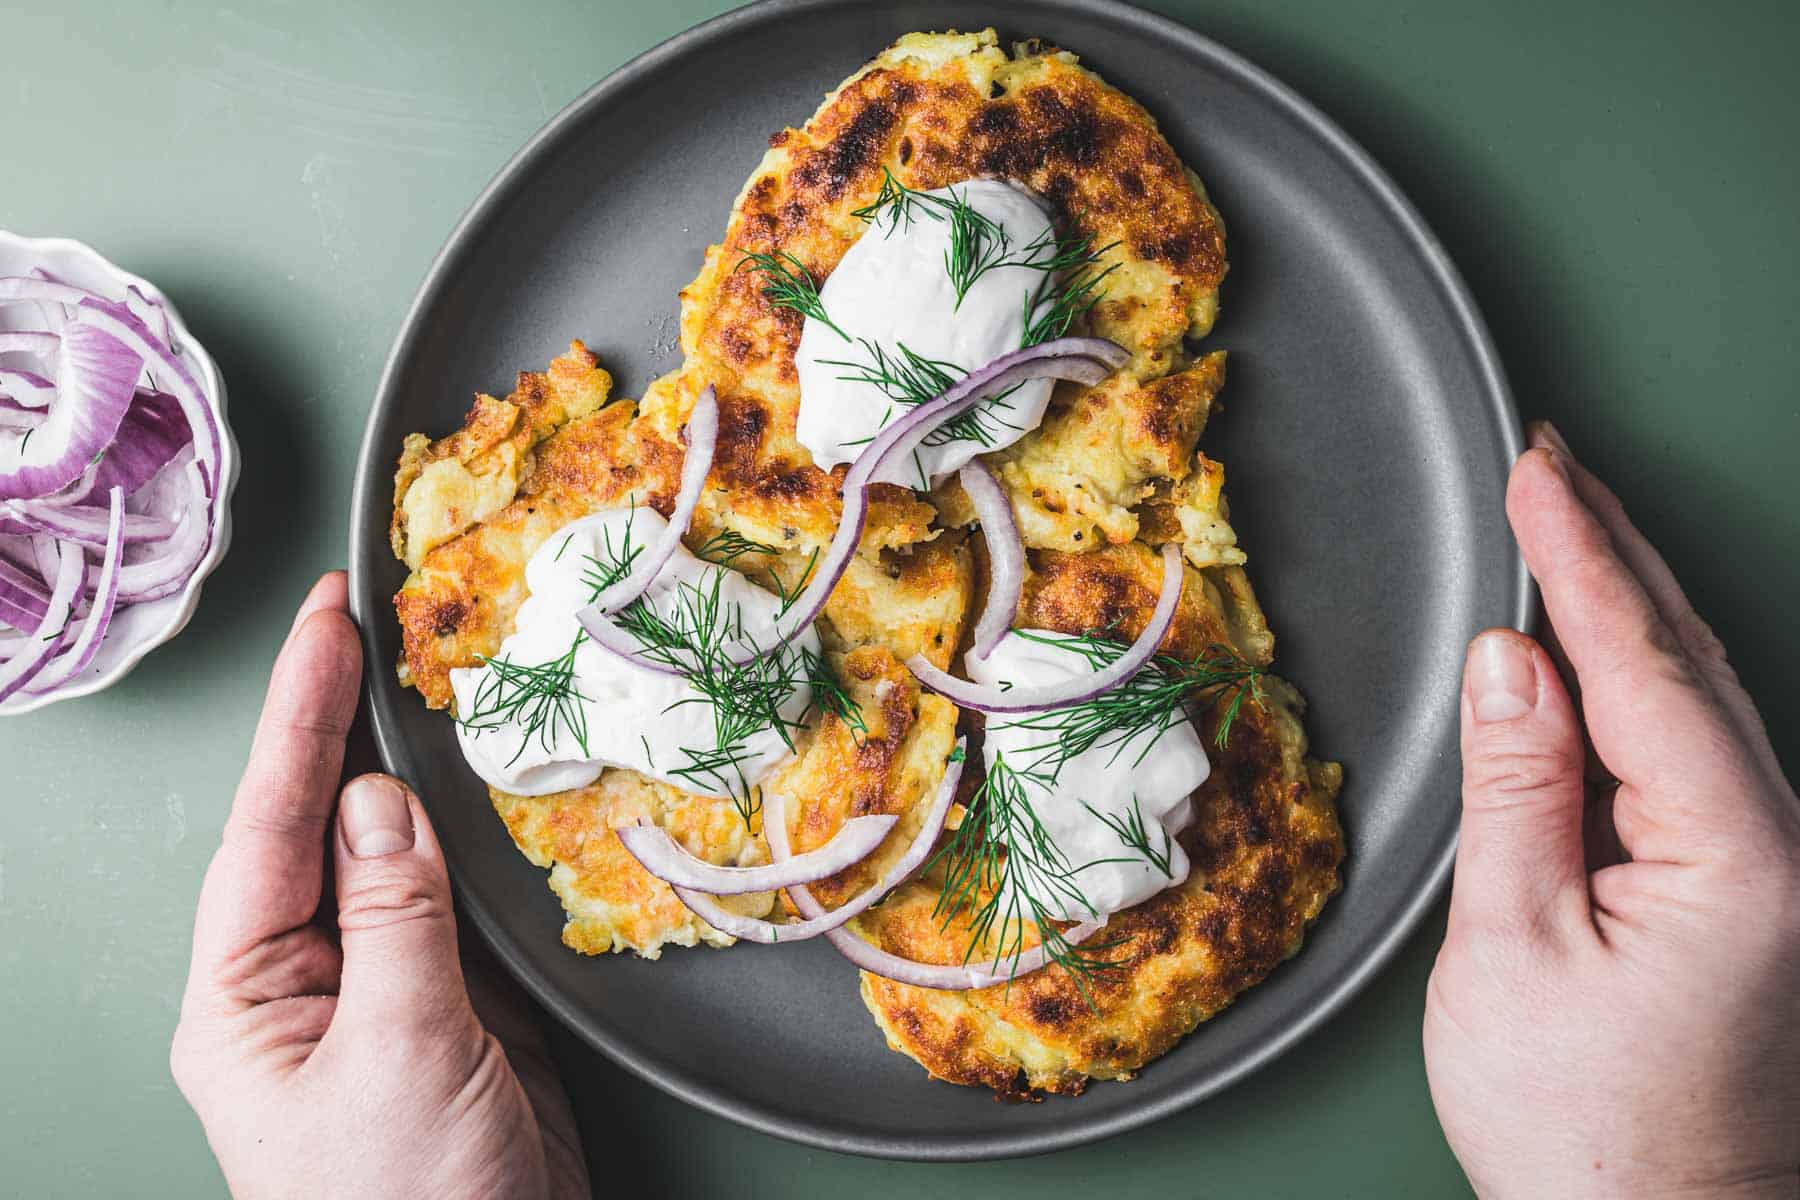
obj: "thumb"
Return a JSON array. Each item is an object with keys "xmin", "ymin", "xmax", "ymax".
[
  {"xmin": 1451, "ymin": 630, "xmax": 1592, "ymax": 938},
  {"xmin": 331, "ymin": 774, "xmax": 473, "ymax": 1036}
]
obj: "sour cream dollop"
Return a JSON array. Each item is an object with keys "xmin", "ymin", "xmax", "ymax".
[
  {"xmin": 450, "ymin": 509, "xmax": 818, "ymax": 797},
  {"xmin": 795, "ymin": 178, "xmax": 1060, "ymax": 487},
  {"xmin": 968, "ymin": 631, "xmax": 1211, "ymax": 920}
]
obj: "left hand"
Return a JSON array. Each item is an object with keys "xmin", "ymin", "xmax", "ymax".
[{"xmin": 170, "ymin": 572, "xmax": 589, "ymax": 1200}]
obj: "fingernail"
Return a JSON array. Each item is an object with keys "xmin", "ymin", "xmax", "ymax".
[
  {"xmin": 341, "ymin": 776, "xmax": 416, "ymax": 858},
  {"xmin": 1530, "ymin": 420, "xmax": 1573, "ymax": 459},
  {"xmin": 1468, "ymin": 633, "xmax": 1536, "ymax": 723}
]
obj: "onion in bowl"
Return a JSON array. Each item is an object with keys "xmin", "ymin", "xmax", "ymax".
[{"xmin": 0, "ymin": 233, "xmax": 236, "ymax": 713}]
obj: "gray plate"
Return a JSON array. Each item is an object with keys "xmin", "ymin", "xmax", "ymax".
[{"xmin": 348, "ymin": 0, "xmax": 1526, "ymax": 1161}]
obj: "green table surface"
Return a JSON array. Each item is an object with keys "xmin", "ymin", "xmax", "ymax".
[{"xmin": 3, "ymin": 0, "xmax": 1795, "ymax": 1195}]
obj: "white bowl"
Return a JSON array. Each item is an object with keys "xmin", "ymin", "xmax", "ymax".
[{"xmin": 0, "ymin": 231, "xmax": 239, "ymax": 715}]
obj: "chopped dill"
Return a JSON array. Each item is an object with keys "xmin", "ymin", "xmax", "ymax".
[
  {"xmin": 736, "ymin": 250, "xmax": 847, "ymax": 340},
  {"xmin": 456, "ymin": 634, "xmax": 590, "ymax": 769},
  {"xmin": 576, "ymin": 506, "xmax": 643, "ymax": 601},
  {"xmin": 998, "ymin": 631, "xmax": 1266, "ymax": 788},
  {"xmin": 928, "ymin": 750, "xmax": 1127, "ymax": 1005},
  {"xmin": 818, "ymin": 337, "xmax": 1026, "ymax": 482},
  {"xmin": 1081, "ymin": 795, "xmax": 1175, "ymax": 878},
  {"xmin": 1022, "ymin": 257, "xmax": 1120, "ymax": 347},
  {"xmin": 851, "ymin": 168, "xmax": 1119, "ymax": 316},
  {"xmin": 696, "ymin": 528, "xmax": 781, "ymax": 567},
  {"xmin": 610, "ymin": 565, "xmax": 862, "ymax": 824}
]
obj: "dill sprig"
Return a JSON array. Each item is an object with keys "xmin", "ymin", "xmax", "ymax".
[
  {"xmin": 819, "ymin": 337, "xmax": 1025, "ymax": 482},
  {"xmin": 572, "ymin": 506, "xmax": 643, "ymax": 601},
  {"xmin": 851, "ymin": 167, "xmax": 939, "ymax": 231},
  {"xmin": 486, "ymin": 515, "xmax": 862, "ymax": 827},
  {"xmin": 1022, "ymin": 258, "xmax": 1120, "ymax": 346},
  {"xmin": 696, "ymin": 528, "xmax": 781, "ymax": 568},
  {"xmin": 997, "ymin": 630, "xmax": 1266, "ymax": 786},
  {"xmin": 852, "ymin": 168, "xmax": 1118, "ymax": 314},
  {"xmin": 610, "ymin": 565, "xmax": 862, "ymax": 824},
  {"xmin": 1082, "ymin": 795, "xmax": 1175, "ymax": 878},
  {"xmin": 765, "ymin": 545, "xmax": 819, "ymax": 620},
  {"xmin": 928, "ymin": 750, "xmax": 1126, "ymax": 1004},
  {"xmin": 457, "ymin": 634, "xmax": 590, "ymax": 769},
  {"xmin": 736, "ymin": 250, "xmax": 848, "ymax": 340}
]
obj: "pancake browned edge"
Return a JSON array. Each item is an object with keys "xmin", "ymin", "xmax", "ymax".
[{"xmin": 387, "ymin": 28, "xmax": 1342, "ymax": 1095}]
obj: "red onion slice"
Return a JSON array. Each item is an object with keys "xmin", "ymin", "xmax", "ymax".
[
  {"xmin": 0, "ymin": 277, "xmax": 93, "ymax": 308},
  {"xmin": 575, "ymin": 605, "xmax": 685, "ymax": 677},
  {"xmin": 0, "ymin": 408, "xmax": 45, "ymax": 432},
  {"xmin": 776, "ymin": 744, "xmax": 1114, "ymax": 988},
  {"xmin": 75, "ymin": 298, "xmax": 221, "ymax": 494},
  {"xmin": 960, "ymin": 461, "xmax": 1024, "ymax": 661},
  {"xmin": 821, "ymin": 913, "xmax": 1107, "ymax": 992},
  {"xmin": 0, "ymin": 554, "xmax": 50, "ymax": 627},
  {"xmin": 616, "ymin": 811, "xmax": 897, "ymax": 895},
  {"xmin": 907, "ymin": 542, "xmax": 1184, "ymax": 713},
  {"xmin": 5, "ymin": 502, "xmax": 175, "ymax": 546},
  {"xmin": 0, "ymin": 331, "xmax": 59, "ymax": 357},
  {"xmin": 0, "ymin": 321, "xmax": 142, "ymax": 502},
  {"xmin": 96, "ymin": 461, "xmax": 211, "ymax": 603},
  {"xmin": 671, "ymin": 738, "xmax": 967, "ymax": 944},
  {"xmin": 0, "ymin": 369, "xmax": 56, "ymax": 408},
  {"xmin": 24, "ymin": 488, "xmax": 123, "ymax": 694},
  {"xmin": 86, "ymin": 388, "xmax": 192, "ymax": 498},
  {"xmin": 124, "ymin": 286, "xmax": 173, "ymax": 349},
  {"xmin": 586, "ymin": 385, "xmax": 717, "ymax": 615},
  {"xmin": 0, "ymin": 539, "xmax": 82, "ymax": 701},
  {"xmin": 726, "ymin": 337, "xmax": 1127, "ymax": 666}
]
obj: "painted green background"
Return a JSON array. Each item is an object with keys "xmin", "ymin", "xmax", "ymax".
[{"xmin": 2, "ymin": 0, "xmax": 1795, "ymax": 1195}]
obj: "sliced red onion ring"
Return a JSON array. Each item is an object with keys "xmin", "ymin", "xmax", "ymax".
[
  {"xmin": 771, "ymin": 768, "xmax": 1111, "ymax": 989},
  {"xmin": 616, "ymin": 811, "xmax": 896, "ymax": 895},
  {"xmin": 0, "ymin": 369, "xmax": 56, "ymax": 407},
  {"xmin": 725, "ymin": 337, "xmax": 1127, "ymax": 666},
  {"xmin": 0, "ymin": 555, "xmax": 50, "ymax": 628},
  {"xmin": 124, "ymin": 286, "xmax": 173, "ymax": 349},
  {"xmin": 0, "ymin": 539, "xmax": 82, "ymax": 702},
  {"xmin": 28, "ymin": 533, "xmax": 60, "ymax": 588},
  {"xmin": 93, "ymin": 461, "xmax": 211, "ymax": 603},
  {"xmin": 87, "ymin": 388, "xmax": 192, "ymax": 498},
  {"xmin": 574, "ymin": 604, "xmax": 685, "ymax": 677},
  {"xmin": 778, "ymin": 747, "xmax": 1114, "ymax": 988},
  {"xmin": 24, "ymin": 488, "xmax": 123, "ymax": 694},
  {"xmin": 586, "ymin": 386, "xmax": 717, "ymax": 615},
  {"xmin": 0, "ymin": 276, "xmax": 93, "ymax": 308},
  {"xmin": 0, "ymin": 331, "xmax": 59, "ymax": 357},
  {"xmin": 670, "ymin": 738, "xmax": 966, "ymax": 944},
  {"xmin": 5, "ymin": 501, "xmax": 175, "ymax": 546},
  {"xmin": 75, "ymin": 298, "xmax": 221, "ymax": 493},
  {"xmin": 960, "ymin": 461, "xmax": 1024, "ymax": 661},
  {"xmin": 0, "ymin": 408, "xmax": 45, "ymax": 432},
  {"xmin": 821, "ymin": 912, "xmax": 1107, "ymax": 992},
  {"xmin": 0, "ymin": 320, "xmax": 142, "ymax": 502},
  {"xmin": 907, "ymin": 542, "xmax": 1184, "ymax": 714}
]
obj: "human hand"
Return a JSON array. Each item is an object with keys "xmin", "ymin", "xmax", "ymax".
[
  {"xmin": 170, "ymin": 572, "xmax": 590, "ymax": 1200},
  {"xmin": 1424, "ymin": 425, "xmax": 1800, "ymax": 1198}
]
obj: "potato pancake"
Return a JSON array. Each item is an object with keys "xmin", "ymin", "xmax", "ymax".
[
  {"xmin": 389, "ymin": 28, "xmax": 1341, "ymax": 1096},
  {"xmin": 851, "ymin": 545, "xmax": 1343, "ymax": 1098}
]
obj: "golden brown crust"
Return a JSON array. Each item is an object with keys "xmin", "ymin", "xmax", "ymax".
[
  {"xmin": 493, "ymin": 770, "xmax": 777, "ymax": 958},
  {"xmin": 766, "ymin": 646, "xmax": 961, "ymax": 912},
  {"xmin": 854, "ymin": 552, "xmax": 1342, "ymax": 1098},
  {"xmin": 391, "ymin": 342, "xmax": 615, "ymax": 569},
  {"xmin": 647, "ymin": 29, "xmax": 1229, "ymax": 544},
  {"xmin": 387, "ymin": 30, "xmax": 1341, "ymax": 1100},
  {"xmin": 394, "ymin": 393, "xmax": 672, "ymax": 709}
]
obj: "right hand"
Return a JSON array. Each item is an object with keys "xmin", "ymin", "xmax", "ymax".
[{"xmin": 1423, "ymin": 425, "xmax": 1800, "ymax": 1198}]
